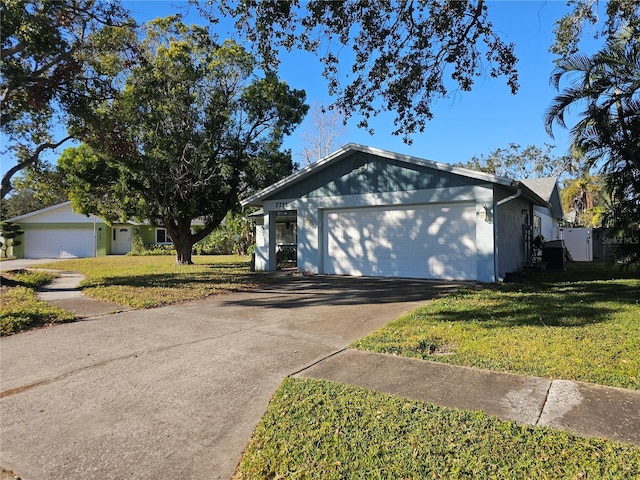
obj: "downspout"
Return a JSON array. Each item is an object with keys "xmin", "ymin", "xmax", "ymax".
[{"xmin": 493, "ymin": 188, "xmax": 522, "ymax": 282}]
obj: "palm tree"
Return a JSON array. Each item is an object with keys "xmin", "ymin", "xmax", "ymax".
[
  {"xmin": 545, "ymin": 31, "xmax": 640, "ymax": 177},
  {"xmin": 546, "ymin": 29, "xmax": 640, "ymax": 261},
  {"xmin": 561, "ymin": 174, "xmax": 606, "ymax": 227}
]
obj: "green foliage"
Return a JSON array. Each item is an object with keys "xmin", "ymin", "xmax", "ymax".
[
  {"xmin": 64, "ymin": 17, "xmax": 308, "ymax": 265},
  {"xmin": 353, "ymin": 263, "xmax": 640, "ymax": 390},
  {"xmin": 58, "ymin": 144, "xmax": 131, "ymax": 224},
  {"xmin": 561, "ymin": 174, "xmax": 609, "ymax": 227},
  {"xmin": 129, "ymin": 228, "xmax": 146, "ymax": 255},
  {"xmin": 0, "ymin": 220, "xmax": 24, "ymax": 257},
  {"xmin": 1, "ymin": 270, "xmax": 75, "ymax": 335},
  {"xmin": 2, "ymin": 163, "xmax": 69, "ymax": 218},
  {"xmin": 199, "ymin": 210, "xmax": 255, "ymax": 255},
  {"xmin": 236, "ymin": 378, "xmax": 640, "ymax": 479},
  {"xmin": 546, "ymin": 30, "xmax": 640, "ymax": 262},
  {"xmin": 456, "ymin": 143, "xmax": 576, "ymax": 180},
  {"xmin": 129, "ymin": 244, "xmax": 176, "ymax": 257},
  {"xmin": 199, "ymin": 1, "xmax": 518, "ymax": 143},
  {"xmin": 0, "ymin": 0, "xmax": 134, "ymax": 198},
  {"xmin": 551, "ymin": 0, "xmax": 640, "ymax": 60}
]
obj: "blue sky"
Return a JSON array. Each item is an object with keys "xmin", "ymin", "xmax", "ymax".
[{"xmin": 3, "ymin": 1, "xmax": 603, "ymax": 179}]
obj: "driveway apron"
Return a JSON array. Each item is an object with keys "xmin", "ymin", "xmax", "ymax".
[{"xmin": 0, "ymin": 275, "xmax": 461, "ymax": 480}]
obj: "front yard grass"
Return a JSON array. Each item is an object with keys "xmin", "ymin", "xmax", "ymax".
[
  {"xmin": 1, "ymin": 255, "xmax": 265, "ymax": 335},
  {"xmin": 237, "ymin": 262, "xmax": 640, "ymax": 477},
  {"xmin": 33, "ymin": 254, "xmax": 264, "ymax": 308},
  {"xmin": 235, "ymin": 377, "xmax": 640, "ymax": 479},
  {"xmin": 352, "ymin": 263, "xmax": 640, "ymax": 390},
  {"xmin": 3, "ymin": 258, "xmax": 639, "ymax": 475},
  {"xmin": 1, "ymin": 269, "xmax": 76, "ymax": 335}
]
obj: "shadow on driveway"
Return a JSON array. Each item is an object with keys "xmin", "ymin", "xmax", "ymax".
[{"xmin": 221, "ymin": 272, "xmax": 473, "ymax": 309}]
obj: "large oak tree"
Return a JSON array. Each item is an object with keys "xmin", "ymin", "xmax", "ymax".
[{"xmin": 62, "ymin": 16, "xmax": 308, "ymax": 264}]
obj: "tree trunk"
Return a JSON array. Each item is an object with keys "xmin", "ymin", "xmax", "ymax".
[
  {"xmin": 174, "ymin": 239, "xmax": 193, "ymax": 265},
  {"xmin": 167, "ymin": 217, "xmax": 194, "ymax": 265}
]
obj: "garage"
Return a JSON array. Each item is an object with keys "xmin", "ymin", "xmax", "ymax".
[
  {"xmin": 324, "ymin": 203, "xmax": 477, "ymax": 280},
  {"xmin": 25, "ymin": 228, "xmax": 95, "ymax": 258},
  {"xmin": 242, "ymin": 144, "xmax": 560, "ymax": 283}
]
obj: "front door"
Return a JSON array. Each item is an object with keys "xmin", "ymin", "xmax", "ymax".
[{"xmin": 113, "ymin": 227, "xmax": 131, "ymax": 254}]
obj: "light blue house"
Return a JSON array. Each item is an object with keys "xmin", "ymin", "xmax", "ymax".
[{"xmin": 242, "ymin": 144, "xmax": 563, "ymax": 282}]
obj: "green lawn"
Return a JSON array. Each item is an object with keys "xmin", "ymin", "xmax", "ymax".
[
  {"xmin": 236, "ymin": 263, "xmax": 640, "ymax": 477},
  {"xmin": 33, "ymin": 254, "xmax": 264, "ymax": 308},
  {"xmin": 353, "ymin": 263, "xmax": 640, "ymax": 390},
  {"xmin": 235, "ymin": 378, "xmax": 640, "ymax": 479},
  {"xmin": 0, "ymin": 269, "xmax": 76, "ymax": 335},
  {"xmin": 1, "ymin": 255, "xmax": 263, "ymax": 335},
  {"xmin": 3, "ymin": 258, "xmax": 639, "ymax": 474}
]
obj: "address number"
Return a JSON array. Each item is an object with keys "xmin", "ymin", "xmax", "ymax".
[{"xmin": 275, "ymin": 202, "xmax": 289, "ymax": 208}]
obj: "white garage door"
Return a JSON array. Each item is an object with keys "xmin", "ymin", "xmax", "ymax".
[
  {"xmin": 324, "ymin": 203, "xmax": 477, "ymax": 280},
  {"xmin": 25, "ymin": 229, "xmax": 95, "ymax": 259}
]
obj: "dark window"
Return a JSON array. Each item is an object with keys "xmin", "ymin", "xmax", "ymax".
[
  {"xmin": 156, "ymin": 229, "xmax": 166, "ymax": 243},
  {"xmin": 156, "ymin": 228, "xmax": 170, "ymax": 244}
]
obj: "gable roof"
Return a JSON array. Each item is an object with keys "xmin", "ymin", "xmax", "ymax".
[
  {"xmin": 7, "ymin": 201, "xmax": 80, "ymax": 222},
  {"xmin": 8, "ymin": 201, "xmax": 207, "ymax": 226},
  {"xmin": 520, "ymin": 177, "xmax": 564, "ymax": 219},
  {"xmin": 242, "ymin": 143, "xmax": 550, "ymax": 207}
]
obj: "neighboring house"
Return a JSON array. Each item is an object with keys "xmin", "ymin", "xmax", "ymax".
[
  {"xmin": 5, "ymin": 201, "xmax": 181, "ymax": 259},
  {"xmin": 242, "ymin": 144, "xmax": 564, "ymax": 282}
]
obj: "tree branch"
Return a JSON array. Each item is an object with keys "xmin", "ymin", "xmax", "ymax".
[{"xmin": 1, "ymin": 135, "xmax": 74, "ymax": 199}]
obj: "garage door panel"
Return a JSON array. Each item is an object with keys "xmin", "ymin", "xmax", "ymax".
[
  {"xmin": 25, "ymin": 229, "xmax": 94, "ymax": 259},
  {"xmin": 325, "ymin": 204, "xmax": 477, "ymax": 280}
]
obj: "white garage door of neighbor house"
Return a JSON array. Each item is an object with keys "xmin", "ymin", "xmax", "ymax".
[
  {"xmin": 25, "ymin": 229, "xmax": 94, "ymax": 258},
  {"xmin": 324, "ymin": 203, "xmax": 477, "ymax": 280}
]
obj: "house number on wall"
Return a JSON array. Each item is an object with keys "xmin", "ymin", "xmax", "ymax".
[{"xmin": 275, "ymin": 202, "xmax": 289, "ymax": 209}]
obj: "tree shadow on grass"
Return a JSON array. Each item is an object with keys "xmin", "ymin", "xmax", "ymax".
[{"xmin": 431, "ymin": 279, "xmax": 638, "ymax": 329}]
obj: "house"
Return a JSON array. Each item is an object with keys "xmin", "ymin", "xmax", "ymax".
[
  {"xmin": 520, "ymin": 177, "xmax": 564, "ymax": 243},
  {"xmin": 242, "ymin": 144, "xmax": 563, "ymax": 282},
  {"xmin": 4, "ymin": 201, "xmax": 179, "ymax": 259}
]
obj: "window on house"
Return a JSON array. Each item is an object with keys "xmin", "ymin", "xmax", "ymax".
[{"xmin": 156, "ymin": 228, "xmax": 170, "ymax": 244}]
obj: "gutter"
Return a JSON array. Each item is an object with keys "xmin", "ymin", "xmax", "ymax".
[
  {"xmin": 494, "ymin": 187, "xmax": 522, "ymax": 283},
  {"xmin": 496, "ymin": 187, "xmax": 522, "ymax": 206}
]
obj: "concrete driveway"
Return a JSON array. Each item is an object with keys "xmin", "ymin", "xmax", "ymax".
[{"xmin": 0, "ymin": 274, "xmax": 462, "ymax": 480}]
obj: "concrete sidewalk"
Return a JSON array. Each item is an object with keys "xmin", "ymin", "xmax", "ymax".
[
  {"xmin": 36, "ymin": 269, "xmax": 129, "ymax": 318},
  {"xmin": 296, "ymin": 349, "xmax": 640, "ymax": 446}
]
